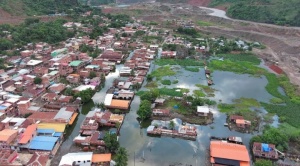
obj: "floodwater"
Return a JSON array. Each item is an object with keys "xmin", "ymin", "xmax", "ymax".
[
  {"xmin": 117, "ymin": 64, "xmax": 275, "ymax": 166},
  {"xmin": 53, "ymin": 51, "xmax": 277, "ymax": 165}
]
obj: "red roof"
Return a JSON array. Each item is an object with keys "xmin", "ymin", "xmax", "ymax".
[
  {"xmin": 27, "ymin": 152, "xmax": 50, "ymax": 166},
  {"xmin": 269, "ymin": 65, "xmax": 283, "ymax": 74},
  {"xmin": 210, "ymin": 141, "xmax": 250, "ymax": 164},
  {"xmin": 19, "ymin": 124, "xmax": 37, "ymax": 144}
]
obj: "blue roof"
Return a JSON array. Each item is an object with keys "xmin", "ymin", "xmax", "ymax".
[
  {"xmin": 53, "ymin": 132, "xmax": 62, "ymax": 137},
  {"xmin": 32, "ymin": 136, "xmax": 58, "ymax": 142},
  {"xmin": 37, "ymin": 129, "xmax": 55, "ymax": 134},
  {"xmin": 29, "ymin": 136, "xmax": 58, "ymax": 151},
  {"xmin": 0, "ymin": 105, "xmax": 7, "ymax": 110}
]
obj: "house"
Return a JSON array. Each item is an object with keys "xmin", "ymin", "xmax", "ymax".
[
  {"xmin": 161, "ymin": 51, "xmax": 177, "ymax": 58},
  {"xmin": 230, "ymin": 115, "xmax": 244, "ymax": 122},
  {"xmin": 154, "ymin": 98, "xmax": 165, "ymax": 105},
  {"xmin": 236, "ymin": 119, "xmax": 251, "ymax": 129},
  {"xmin": 41, "ymin": 93, "xmax": 58, "ymax": 102},
  {"xmin": 252, "ymin": 142, "xmax": 279, "ymax": 160},
  {"xmin": 196, "ymin": 106, "xmax": 211, "ymax": 117},
  {"xmin": 19, "ymin": 124, "xmax": 38, "ymax": 145},
  {"xmin": 49, "ymin": 83, "xmax": 66, "ymax": 93},
  {"xmin": 149, "ymin": 45, "xmax": 159, "ymax": 50},
  {"xmin": 20, "ymin": 50, "xmax": 33, "ymax": 57},
  {"xmin": 66, "ymin": 74, "xmax": 80, "ymax": 83},
  {"xmin": 152, "ymin": 109, "xmax": 170, "ymax": 117},
  {"xmin": 0, "ymin": 149, "xmax": 18, "ymax": 165},
  {"xmin": 27, "ymin": 151, "xmax": 50, "ymax": 166},
  {"xmin": 22, "ymin": 85, "xmax": 46, "ymax": 98},
  {"xmin": 210, "ymin": 140, "xmax": 250, "ymax": 166},
  {"xmin": 34, "ymin": 67, "xmax": 49, "ymax": 76},
  {"xmin": 114, "ymin": 89, "xmax": 134, "ymax": 100},
  {"xmin": 119, "ymin": 67, "xmax": 132, "ymax": 76},
  {"xmin": 73, "ymin": 85, "xmax": 95, "ymax": 93},
  {"xmin": 27, "ymin": 60, "xmax": 43, "ymax": 68},
  {"xmin": 59, "ymin": 63, "xmax": 74, "ymax": 76},
  {"xmin": 57, "ymin": 95, "xmax": 73, "ymax": 103},
  {"xmin": 59, "ymin": 152, "xmax": 93, "ymax": 166},
  {"xmin": 104, "ymin": 94, "xmax": 130, "ymax": 110},
  {"xmin": 80, "ymin": 117, "xmax": 99, "ymax": 136},
  {"xmin": 28, "ymin": 136, "xmax": 59, "ymax": 154},
  {"xmin": 92, "ymin": 153, "xmax": 111, "ymax": 165},
  {"xmin": 100, "ymin": 49, "xmax": 124, "ymax": 63},
  {"xmin": 27, "ymin": 112, "xmax": 57, "ymax": 123},
  {"xmin": 0, "ymin": 129, "xmax": 18, "ymax": 144}
]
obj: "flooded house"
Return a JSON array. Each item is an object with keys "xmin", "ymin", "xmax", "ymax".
[
  {"xmin": 252, "ymin": 142, "xmax": 279, "ymax": 160},
  {"xmin": 152, "ymin": 109, "xmax": 170, "ymax": 117},
  {"xmin": 210, "ymin": 140, "xmax": 250, "ymax": 166}
]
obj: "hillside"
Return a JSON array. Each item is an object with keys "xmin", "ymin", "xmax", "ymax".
[
  {"xmin": 0, "ymin": 0, "xmax": 81, "ymax": 16},
  {"xmin": 210, "ymin": 0, "xmax": 300, "ymax": 26}
]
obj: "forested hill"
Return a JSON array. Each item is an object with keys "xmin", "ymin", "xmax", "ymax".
[
  {"xmin": 210, "ymin": 0, "xmax": 300, "ymax": 26},
  {"xmin": 0, "ymin": 0, "xmax": 82, "ymax": 16}
]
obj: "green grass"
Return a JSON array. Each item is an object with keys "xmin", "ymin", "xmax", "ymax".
[
  {"xmin": 270, "ymin": 97, "xmax": 285, "ymax": 104},
  {"xmin": 197, "ymin": 20, "xmax": 213, "ymax": 26},
  {"xmin": 184, "ymin": 67, "xmax": 200, "ymax": 72},
  {"xmin": 195, "ymin": 84, "xmax": 216, "ymax": 97},
  {"xmin": 193, "ymin": 90, "xmax": 206, "ymax": 97},
  {"xmin": 155, "ymin": 59, "xmax": 204, "ymax": 67},
  {"xmin": 161, "ymin": 79, "xmax": 172, "ymax": 85},
  {"xmin": 151, "ymin": 66, "xmax": 176, "ymax": 80},
  {"xmin": 209, "ymin": 59, "xmax": 266, "ymax": 76},
  {"xmin": 145, "ymin": 81, "xmax": 158, "ymax": 88},
  {"xmin": 218, "ymin": 97, "xmax": 260, "ymax": 113},
  {"xmin": 214, "ymin": 53, "xmax": 261, "ymax": 65}
]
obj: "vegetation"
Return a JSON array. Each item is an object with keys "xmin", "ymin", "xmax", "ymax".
[
  {"xmin": 114, "ymin": 147, "xmax": 128, "ymax": 166},
  {"xmin": 33, "ymin": 77, "xmax": 42, "ymax": 84},
  {"xmin": 74, "ymin": 88, "xmax": 94, "ymax": 103},
  {"xmin": 270, "ymin": 97, "xmax": 284, "ymax": 104},
  {"xmin": 161, "ymin": 79, "xmax": 172, "ymax": 85},
  {"xmin": 0, "ymin": 0, "xmax": 84, "ymax": 16},
  {"xmin": 137, "ymin": 100, "xmax": 152, "ymax": 120},
  {"xmin": 197, "ymin": 21, "xmax": 213, "ymax": 26},
  {"xmin": 195, "ymin": 84, "xmax": 216, "ymax": 97},
  {"xmin": 64, "ymin": 87, "xmax": 74, "ymax": 96},
  {"xmin": 151, "ymin": 66, "xmax": 176, "ymax": 80},
  {"xmin": 218, "ymin": 98, "xmax": 261, "ymax": 113},
  {"xmin": 254, "ymin": 159, "xmax": 274, "ymax": 166},
  {"xmin": 177, "ymin": 27, "xmax": 198, "ymax": 37},
  {"xmin": 89, "ymin": 71, "xmax": 97, "ymax": 79},
  {"xmin": 155, "ymin": 59, "xmax": 204, "ymax": 67},
  {"xmin": 103, "ymin": 133, "xmax": 119, "ymax": 153},
  {"xmin": 193, "ymin": 90, "xmax": 206, "ymax": 97},
  {"xmin": 90, "ymin": 0, "xmax": 115, "ymax": 5},
  {"xmin": 172, "ymin": 80, "xmax": 179, "ymax": 84},
  {"xmin": 145, "ymin": 81, "xmax": 158, "ymax": 88},
  {"xmin": 210, "ymin": 0, "xmax": 300, "ymax": 26},
  {"xmin": 184, "ymin": 67, "xmax": 199, "ymax": 72},
  {"xmin": 0, "ymin": 19, "xmax": 75, "ymax": 46}
]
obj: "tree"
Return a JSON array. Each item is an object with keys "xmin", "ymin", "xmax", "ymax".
[
  {"xmin": 146, "ymin": 74, "xmax": 153, "ymax": 82},
  {"xmin": 115, "ymin": 147, "xmax": 128, "ymax": 166},
  {"xmin": 64, "ymin": 87, "xmax": 74, "ymax": 96},
  {"xmin": 89, "ymin": 71, "xmax": 97, "ymax": 78},
  {"xmin": 34, "ymin": 77, "xmax": 42, "ymax": 84},
  {"xmin": 137, "ymin": 100, "xmax": 152, "ymax": 120},
  {"xmin": 103, "ymin": 133, "xmax": 119, "ymax": 153},
  {"xmin": 254, "ymin": 159, "xmax": 273, "ymax": 166},
  {"xmin": 74, "ymin": 88, "xmax": 94, "ymax": 103},
  {"xmin": 169, "ymin": 120, "xmax": 175, "ymax": 130}
]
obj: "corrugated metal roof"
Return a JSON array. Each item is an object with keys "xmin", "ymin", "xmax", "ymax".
[
  {"xmin": 32, "ymin": 136, "xmax": 58, "ymax": 142},
  {"xmin": 53, "ymin": 132, "xmax": 62, "ymax": 137},
  {"xmin": 29, "ymin": 136, "xmax": 58, "ymax": 151},
  {"xmin": 38, "ymin": 123, "xmax": 66, "ymax": 132},
  {"xmin": 53, "ymin": 108, "xmax": 73, "ymax": 120},
  {"xmin": 37, "ymin": 129, "xmax": 55, "ymax": 134}
]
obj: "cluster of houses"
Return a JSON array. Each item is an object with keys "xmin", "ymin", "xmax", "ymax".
[{"xmin": 73, "ymin": 108, "xmax": 124, "ymax": 148}]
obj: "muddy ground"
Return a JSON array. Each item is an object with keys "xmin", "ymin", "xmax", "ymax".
[{"xmin": 112, "ymin": 2, "xmax": 300, "ymax": 90}]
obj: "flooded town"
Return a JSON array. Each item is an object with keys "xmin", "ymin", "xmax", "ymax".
[{"xmin": 0, "ymin": 1, "xmax": 299, "ymax": 166}]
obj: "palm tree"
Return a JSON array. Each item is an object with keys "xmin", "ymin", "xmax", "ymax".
[{"xmin": 115, "ymin": 147, "xmax": 128, "ymax": 166}]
